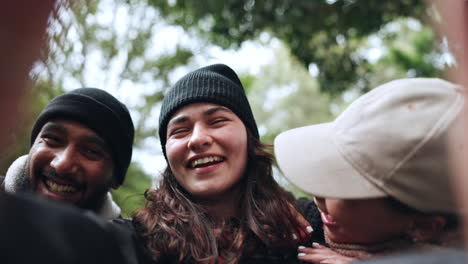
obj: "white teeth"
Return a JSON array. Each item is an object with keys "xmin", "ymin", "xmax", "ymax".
[
  {"xmin": 45, "ymin": 179, "xmax": 78, "ymax": 194},
  {"xmin": 191, "ymin": 156, "xmax": 222, "ymax": 168}
]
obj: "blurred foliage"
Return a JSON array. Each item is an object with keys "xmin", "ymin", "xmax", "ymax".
[
  {"xmin": 111, "ymin": 162, "xmax": 151, "ymax": 218},
  {"xmin": 245, "ymin": 44, "xmax": 334, "ymax": 144},
  {"xmin": 360, "ymin": 18, "xmax": 444, "ymax": 93},
  {"xmin": 148, "ymin": 0, "xmax": 444, "ymax": 95},
  {"xmin": 0, "ymin": 0, "xmax": 196, "ymax": 214},
  {"xmin": 284, "ymin": 185, "xmax": 314, "ymax": 201}
]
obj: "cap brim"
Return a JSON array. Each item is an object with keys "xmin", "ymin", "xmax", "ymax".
[{"xmin": 274, "ymin": 123, "xmax": 387, "ymax": 199}]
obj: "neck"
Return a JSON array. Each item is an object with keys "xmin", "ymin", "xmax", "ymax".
[
  {"xmin": 324, "ymin": 231, "xmax": 461, "ymax": 260},
  {"xmin": 78, "ymin": 191, "xmax": 108, "ymax": 214},
  {"xmin": 196, "ymin": 187, "xmax": 242, "ymax": 224}
]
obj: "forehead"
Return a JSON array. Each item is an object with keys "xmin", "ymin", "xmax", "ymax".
[
  {"xmin": 169, "ymin": 102, "xmax": 233, "ymax": 121},
  {"xmin": 40, "ymin": 119, "xmax": 96, "ymax": 134}
]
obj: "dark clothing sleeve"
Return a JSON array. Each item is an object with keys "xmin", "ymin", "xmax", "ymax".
[{"xmin": 0, "ymin": 192, "xmax": 137, "ymax": 264}]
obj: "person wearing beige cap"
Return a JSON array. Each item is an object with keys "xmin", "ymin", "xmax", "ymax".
[{"xmin": 274, "ymin": 78, "xmax": 465, "ymax": 263}]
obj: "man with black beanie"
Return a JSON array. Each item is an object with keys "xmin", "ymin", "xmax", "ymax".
[{"xmin": 2, "ymin": 87, "xmax": 135, "ymax": 219}]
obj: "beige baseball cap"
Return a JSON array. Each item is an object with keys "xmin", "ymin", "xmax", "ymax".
[{"xmin": 274, "ymin": 78, "xmax": 465, "ymax": 213}]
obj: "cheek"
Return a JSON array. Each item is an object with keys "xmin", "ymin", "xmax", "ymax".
[
  {"xmin": 327, "ymin": 200, "xmax": 360, "ymax": 226},
  {"xmin": 225, "ymin": 131, "xmax": 248, "ymax": 182},
  {"xmin": 325, "ymin": 199, "xmax": 344, "ymax": 214},
  {"xmin": 224, "ymin": 129, "xmax": 248, "ymax": 156},
  {"xmin": 85, "ymin": 161, "xmax": 114, "ymax": 186},
  {"xmin": 28, "ymin": 146, "xmax": 50, "ymax": 174},
  {"xmin": 165, "ymin": 140, "xmax": 186, "ymax": 166}
]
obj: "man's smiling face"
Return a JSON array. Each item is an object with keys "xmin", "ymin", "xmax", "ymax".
[{"xmin": 28, "ymin": 119, "xmax": 116, "ymax": 210}]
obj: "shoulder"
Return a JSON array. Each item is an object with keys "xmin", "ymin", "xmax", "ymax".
[
  {"xmin": 107, "ymin": 218, "xmax": 155, "ymax": 264},
  {"xmin": 107, "ymin": 218, "xmax": 137, "ymax": 236}
]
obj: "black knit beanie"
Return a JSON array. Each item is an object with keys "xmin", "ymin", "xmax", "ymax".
[
  {"xmin": 158, "ymin": 63, "xmax": 259, "ymax": 159},
  {"xmin": 30, "ymin": 88, "xmax": 134, "ymax": 185}
]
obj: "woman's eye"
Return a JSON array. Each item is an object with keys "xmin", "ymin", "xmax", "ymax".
[
  {"xmin": 211, "ymin": 118, "xmax": 228, "ymax": 125},
  {"xmin": 169, "ymin": 128, "xmax": 189, "ymax": 137}
]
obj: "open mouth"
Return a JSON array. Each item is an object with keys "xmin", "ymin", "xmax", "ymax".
[
  {"xmin": 189, "ymin": 156, "xmax": 224, "ymax": 168},
  {"xmin": 43, "ymin": 178, "xmax": 80, "ymax": 195}
]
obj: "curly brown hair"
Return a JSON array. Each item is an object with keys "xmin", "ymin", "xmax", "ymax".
[{"xmin": 133, "ymin": 130, "xmax": 304, "ymax": 264}]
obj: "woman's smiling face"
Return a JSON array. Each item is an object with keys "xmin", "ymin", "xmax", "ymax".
[{"xmin": 165, "ymin": 103, "xmax": 248, "ymax": 200}]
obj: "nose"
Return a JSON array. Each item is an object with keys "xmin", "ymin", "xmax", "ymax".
[
  {"xmin": 187, "ymin": 124, "xmax": 213, "ymax": 152},
  {"xmin": 50, "ymin": 147, "xmax": 79, "ymax": 176}
]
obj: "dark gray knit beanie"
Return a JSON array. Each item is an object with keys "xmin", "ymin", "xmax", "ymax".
[
  {"xmin": 30, "ymin": 88, "xmax": 134, "ymax": 185},
  {"xmin": 158, "ymin": 63, "xmax": 259, "ymax": 159}
]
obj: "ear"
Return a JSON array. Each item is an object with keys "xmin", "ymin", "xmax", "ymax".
[
  {"xmin": 406, "ymin": 215, "xmax": 447, "ymax": 242},
  {"xmin": 111, "ymin": 179, "xmax": 121, "ymax": 190}
]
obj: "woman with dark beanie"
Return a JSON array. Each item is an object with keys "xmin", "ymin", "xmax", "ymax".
[{"xmin": 131, "ymin": 63, "xmax": 315, "ymax": 264}]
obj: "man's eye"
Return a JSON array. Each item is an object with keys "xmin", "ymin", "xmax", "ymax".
[
  {"xmin": 42, "ymin": 135, "xmax": 62, "ymax": 145},
  {"xmin": 86, "ymin": 148, "xmax": 100, "ymax": 155},
  {"xmin": 83, "ymin": 147, "xmax": 104, "ymax": 160}
]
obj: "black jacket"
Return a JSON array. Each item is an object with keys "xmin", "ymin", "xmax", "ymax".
[{"xmin": 0, "ymin": 192, "xmax": 131, "ymax": 264}]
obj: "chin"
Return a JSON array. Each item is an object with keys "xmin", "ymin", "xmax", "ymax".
[
  {"xmin": 75, "ymin": 192, "xmax": 108, "ymax": 212},
  {"xmin": 190, "ymin": 188, "xmax": 224, "ymax": 200}
]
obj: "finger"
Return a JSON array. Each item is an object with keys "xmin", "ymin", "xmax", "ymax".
[
  {"xmin": 297, "ymin": 252, "xmax": 330, "ymax": 263},
  {"xmin": 299, "ymin": 254, "xmax": 353, "ymax": 264},
  {"xmin": 298, "ymin": 248, "xmax": 333, "ymax": 258},
  {"xmin": 298, "ymin": 246, "xmax": 317, "ymax": 254},
  {"xmin": 321, "ymin": 257, "xmax": 356, "ymax": 264},
  {"xmin": 297, "ymin": 246, "xmax": 357, "ymax": 264},
  {"xmin": 312, "ymin": 242, "xmax": 328, "ymax": 249},
  {"xmin": 289, "ymin": 203, "xmax": 314, "ymax": 232},
  {"xmin": 298, "ymin": 243, "xmax": 330, "ymax": 253},
  {"xmin": 288, "ymin": 204, "xmax": 314, "ymax": 243}
]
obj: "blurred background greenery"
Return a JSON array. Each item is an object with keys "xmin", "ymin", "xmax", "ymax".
[{"xmin": 0, "ymin": 0, "xmax": 453, "ymax": 215}]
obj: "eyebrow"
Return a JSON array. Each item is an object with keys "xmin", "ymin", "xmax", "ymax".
[
  {"xmin": 80, "ymin": 135, "xmax": 110, "ymax": 152},
  {"xmin": 41, "ymin": 122, "xmax": 110, "ymax": 152},
  {"xmin": 41, "ymin": 122, "xmax": 67, "ymax": 135},
  {"xmin": 167, "ymin": 106, "xmax": 234, "ymax": 127},
  {"xmin": 204, "ymin": 106, "xmax": 233, "ymax": 116}
]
